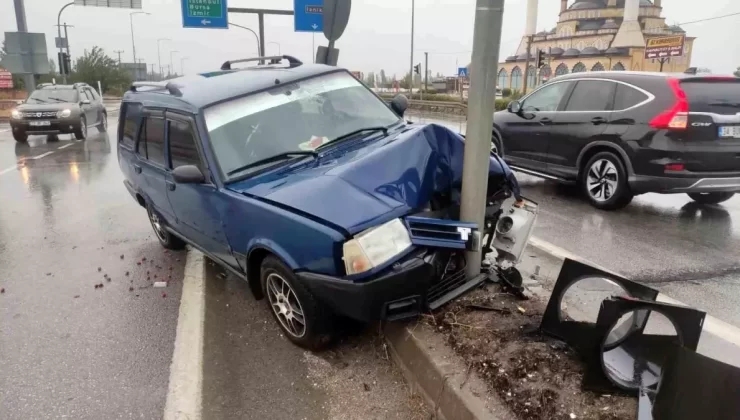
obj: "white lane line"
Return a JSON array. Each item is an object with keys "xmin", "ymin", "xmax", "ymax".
[
  {"xmin": 29, "ymin": 151, "xmax": 55, "ymax": 160},
  {"xmin": 0, "ymin": 166, "xmax": 17, "ymax": 176},
  {"xmin": 0, "ymin": 128, "xmax": 9, "ymax": 133},
  {"xmin": 529, "ymin": 236, "xmax": 740, "ymax": 348},
  {"xmin": 164, "ymin": 248, "xmax": 205, "ymax": 420},
  {"xmin": 58, "ymin": 143, "xmax": 75, "ymax": 150}
]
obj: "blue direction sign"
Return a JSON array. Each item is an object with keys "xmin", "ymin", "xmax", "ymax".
[
  {"xmin": 294, "ymin": 0, "xmax": 323, "ymax": 32},
  {"xmin": 181, "ymin": 0, "xmax": 228, "ymax": 29},
  {"xmin": 458, "ymin": 67, "xmax": 469, "ymax": 77}
]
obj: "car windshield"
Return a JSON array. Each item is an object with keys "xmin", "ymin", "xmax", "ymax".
[
  {"xmin": 27, "ymin": 88, "xmax": 78, "ymax": 104},
  {"xmin": 204, "ymin": 71, "xmax": 401, "ymax": 179}
]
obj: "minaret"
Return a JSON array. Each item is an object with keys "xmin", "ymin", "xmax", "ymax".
[
  {"xmin": 654, "ymin": 0, "xmax": 662, "ymax": 7},
  {"xmin": 526, "ymin": 0, "xmax": 538, "ymax": 35},
  {"xmin": 607, "ymin": 0, "xmax": 617, "ymax": 6},
  {"xmin": 612, "ymin": 0, "xmax": 645, "ymax": 47},
  {"xmin": 560, "ymin": 0, "xmax": 567, "ymax": 13}
]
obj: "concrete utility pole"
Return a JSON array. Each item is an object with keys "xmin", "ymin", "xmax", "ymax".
[
  {"xmin": 113, "ymin": 50, "xmax": 124, "ymax": 64},
  {"xmin": 12, "ymin": 0, "xmax": 35, "ymax": 91},
  {"xmin": 522, "ymin": 35, "xmax": 533, "ymax": 93},
  {"xmin": 170, "ymin": 50, "xmax": 179, "ymax": 76},
  {"xmin": 460, "ymin": 0, "xmax": 505, "ymax": 279},
  {"xmin": 408, "ymin": 0, "xmax": 415, "ymax": 95},
  {"xmin": 424, "ymin": 51, "xmax": 429, "ymax": 95},
  {"xmin": 130, "ymin": 11, "xmax": 150, "ymax": 65},
  {"xmin": 157, "ymin": 38, "xmax": 170, "ymax": 78}
]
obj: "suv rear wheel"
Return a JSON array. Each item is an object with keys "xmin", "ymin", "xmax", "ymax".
[
  {"xmin": 74, "ymin": 116, "xmax": 87, "ymax": 140},
  {"xmin": 261, "ymin": 256, "xmax": 335, "ymax": 350},
  {"xmin": 13, "ymin": 131, "xmax": 27, "ymax": 143},
  {"xmin": 581, "ymin": 151, "xmax": 633, "ymax": 210},
  {"xmin": 687, "ymin": 192, "xmax": 735, "ymax": 205}
]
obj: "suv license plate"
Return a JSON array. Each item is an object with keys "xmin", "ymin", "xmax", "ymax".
[
  {"xmin": 719, "ymin": 126, "xmax": 740, "ymax": 138},
  {"xmin": 29, "ymin": 121, "xmax": 51, "ymax": 127}
]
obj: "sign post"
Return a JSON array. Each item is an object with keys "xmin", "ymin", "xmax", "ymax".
[
  {"xmin": 644, "ymin": 34, "xmax": 685, "ymax": 72},
  {"xmin": 181, "ymin": 0, "xmax": 228, "ymax": 29}
]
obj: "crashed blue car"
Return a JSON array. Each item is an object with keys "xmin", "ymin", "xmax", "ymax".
[{"xmin": 117, "ymin": 55, "xmax": 527, "ymax": 349}]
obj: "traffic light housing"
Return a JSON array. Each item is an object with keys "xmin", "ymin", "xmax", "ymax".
[
  {"xmin": 535, "ymin": 49, "xmax": 547, "ymax": 69},
  {"xmin": 414, "ymin": 64, "xmax": 421, "ymax": 75},
  {"xmin": 58, "ymin": 52, "xmax": 71, "ymax": 75}
]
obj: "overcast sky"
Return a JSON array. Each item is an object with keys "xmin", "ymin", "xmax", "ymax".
[{"xmin": 2, "ymin": 0, "xmax": 738, "ymax": 77}]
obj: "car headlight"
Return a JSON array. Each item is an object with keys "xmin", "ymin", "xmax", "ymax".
[
  {"xmin": 57, "ymin": 109, "xmax": 71, "ymax": 118},
  {"xmin": 343, "ymin": 218, "xmax": 412, "ymax": 275},
  {"xmin": 11, "ymin": 109, "xmax": 21, "ymax": 119}
]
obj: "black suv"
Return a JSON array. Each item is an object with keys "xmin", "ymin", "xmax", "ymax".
[
  {"xmin": 10, "ymin": 83, "xmax": 107, "ymax": 142},
  {"xmin": 492, "ymin": 72, "xmax": 740, "ymax": 210}
]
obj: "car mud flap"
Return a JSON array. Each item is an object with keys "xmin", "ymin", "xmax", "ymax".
[
  {"xmin": 648, "ymin": 346, "xmax": 740, "ymax": 420},
  {"xmin": 539, "ymin": 258, "xmax": 659, "ymax": 356},
  {"xmin": 582, "ymin": 296, "xmax": 706, "ymax": 395}
]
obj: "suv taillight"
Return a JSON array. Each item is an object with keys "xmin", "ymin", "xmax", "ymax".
[{"xmin": 649, "ymin": 78, "xmax": 689, "ymax": 130}]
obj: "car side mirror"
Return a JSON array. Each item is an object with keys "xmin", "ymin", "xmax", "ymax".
[
  {"xmin": 81, "ymin": 99, "xmax": 91, "ymax": 105},
  {"xmin": 390, "ymin": 94, "xmax": 409, "ymax": 118},
  {"xmin": 172, "ymin": 165, "xmax": 205, "ymax": 184},
  {"xmin": 508, "ymin": 100, "xmax": 522, "ymax": 114},
  {"xmin": 16, "ymin": 100, "xmax": 24, "ymax": 105}
]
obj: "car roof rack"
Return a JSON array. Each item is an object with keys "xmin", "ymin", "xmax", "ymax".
[
  {"xmin": 220, "ymin": 55, "xmax": 303, "ymax": 70},
  {"xmin": 129, "ymin": 81, "xmax": 183, "ymax": 97}
]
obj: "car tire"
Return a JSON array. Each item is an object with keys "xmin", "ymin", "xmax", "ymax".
[
  {"xmin": 47, "ymin": 134, "xmax": 59, "ymax": 142},
  {"xmin": 261, "ymin": 256, "xmax": 335, "ymax": 351},
  {"xmin": 581, "ymin": 151, "xmax": 633, "ymax": 210},
  {"xmin": 687, "ymin": 192, "xmax": 735, "ymax": 205},
  {"xmin": 74, "ymin": 116, "xmax": 87, "ymax": 140},
  {"xmin": 147, "ymin": 204, "xmax": 186, "ymax": 250},
  {"xmin": 13, "ymin": 131, "xmax": 27, "ymax": 143},
  {"xmin": 97, "ymin": 112, "xmax": 107, "ymax": 133},
  {"xmin": 491, "ymin": 132, "xmax": 503, "ymax": 157}
]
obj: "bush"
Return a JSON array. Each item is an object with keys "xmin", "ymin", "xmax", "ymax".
[
  {"xmin": 502, "ymin": 88, "xmax": 512, "ymax": 97},
  {"xmin": 510, "ymin": 90, "xmax": 524, "ymax": 100},
  {"xmin": 495, "ymin": 98, "xmax": 511, "ymax": 111}
]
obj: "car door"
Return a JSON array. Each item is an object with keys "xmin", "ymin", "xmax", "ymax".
[
  {"xmin": 135, "ymin": 110, "xmax": 177, "ymax": 226},
  {"xmin": 78, "ymin": 89, "xmax": 96, "ymax": 125},
  {"xmin": 165, "ymin": 112, "xmax": 237, "ymax": 268},
  {"xmin": 502, "ymin": 80, "xmax": 574, "ymax": 166},
  {"xmin": 546, "ymin": 80, "xmax": 616, "ymax": 179},
  {"xmin": 85, "ymin": 87, "xmax": 103, "ymax": 124}
]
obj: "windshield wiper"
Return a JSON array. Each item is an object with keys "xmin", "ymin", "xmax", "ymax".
[
  {"xmin": 226, "ymin": 151, "xmax": 318, "ymax": 176},
  {"xmin": 47, "ymin": 97, "xmax": 69, "ymax": 103},
  {"xmin": 30, "ymin": 98, "xmax": 47, "ymax": 103},
  {"xmin": 316, "ymin": 126, "xmax": 389, "ymax": 151}
]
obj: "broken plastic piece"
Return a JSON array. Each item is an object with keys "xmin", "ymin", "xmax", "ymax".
[{"xmin": 153, "ymin": 281, "xmax": 167, "ymax": 288}]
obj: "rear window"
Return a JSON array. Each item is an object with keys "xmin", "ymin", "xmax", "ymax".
[
  {"xmin": 682, "ymin": 80, "xmax": 740, "ymax": 115},
  {"xmin": 119, "ymin": 103, "xmax": 142, "ymax": 149}
]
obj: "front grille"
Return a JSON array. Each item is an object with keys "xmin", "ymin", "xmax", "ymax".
[
  {"xmin": 23, "ymin": 111, "xmax": 57, "ymax": 119},
  {"xmin": 427, "ymin": 268, "xmax": 486, "ymax": 310},
  {"xmin": 405, "ymin": 216, "xmax": 477, "ymax": 250}
]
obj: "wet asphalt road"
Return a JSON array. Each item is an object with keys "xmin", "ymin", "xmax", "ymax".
[
  {"xmin": 410, "ymin": 112, "xmax": 740, "ymax": 327},
  {"xmin": 0, "ymin": 120, "xmax": 187, "ymax": 419}
]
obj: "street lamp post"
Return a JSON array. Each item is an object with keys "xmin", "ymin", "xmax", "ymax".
[
  {"xmin": 130, "ymin": 11, "xmax": 150, "ymax": 65},
  {"xmin": 57, "ymin": 1, "xmax": 74, "ymax": 83},
  {"xmin": 267, "ymin": 41, "xmax": 281, "ymax": 55},
  {"xmin": 180, "ymin": 57, "xmax": 189, "ymax": 75},
  {"xmin": 228, "ymin": 22, "xmax": 262, "ymax": 57},
  {"xmin": 170, "ymin": 50, "xmax": 179, "ymax": 76},
  {"xmin": 157, "ymin": 38, "xmax": 171, "ymax": 79},
  {"xmin": 409, "ymin": 0, "xmax": 415, "ymax": 94}
]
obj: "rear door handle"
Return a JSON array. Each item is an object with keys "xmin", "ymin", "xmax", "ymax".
[
  {"xmin": 591, "ymin": 117, "xmax": 608, "ymax": 125},
  {"xmin": 540, "ymin": 118, "xmax": 552, "ymax": 125},
  {"xmin": 166, "ymin": 181, "xmax": 176, "ymax": 191},
  {"xmin": 133, "ymin": 164, "xmax": 142, "ymax": 174}
]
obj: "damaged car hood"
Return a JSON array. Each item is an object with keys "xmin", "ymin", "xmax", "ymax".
[{"xmin": 227, "ymin": 123, "xmax": 517, "ymax": 235}]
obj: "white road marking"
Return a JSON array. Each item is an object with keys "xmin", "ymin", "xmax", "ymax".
[
  {"xmin": 58, "ymin": 143, "xmax": 75, "ymax": 149},
  {"xmin": 29, "ymin": 151, "xmax": 54, "ymax": 160},
  {"xmin": 0, "ymin": 166, "xmax": 17, "ymax": 176},
  {"xmin": 0, "ymin": 128, "xmax": 9, "ymax": 133},
  {"xmin": 529, "ymin": 236, "xmax": 740, "ymax": 348},
  {"xmin": 164, "ymin": 248, "xmax": 205, "ymax": 420}
]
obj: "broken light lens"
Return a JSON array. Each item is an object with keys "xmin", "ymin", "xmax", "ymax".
[{"xmin": 343, "ymin": 218, "xmax": 412, "ymax": 275}]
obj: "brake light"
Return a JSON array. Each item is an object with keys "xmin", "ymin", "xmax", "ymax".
[
  {"xmin": 664, "ymin": 163, "xmax": 685, "ymax": 172},
  {"xmin": 649, "ymin": 78, "xmax": 689, "ymax": 130}
]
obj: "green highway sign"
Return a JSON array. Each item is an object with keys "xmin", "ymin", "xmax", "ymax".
[{"xmin": 181, "ymin": 0, "xmax": 228, "ymax": 29}]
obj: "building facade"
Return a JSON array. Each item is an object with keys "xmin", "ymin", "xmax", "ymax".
[{"xmin": 497, "ymin": 0, "xmax": 695, "ymax": 93}]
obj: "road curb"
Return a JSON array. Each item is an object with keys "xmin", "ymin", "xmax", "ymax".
[
  {"xmin": 164, "ymin": 247, "xmax": 206, "ymax": 420},
  {"xmin": 384, "ymin": 322, "xmax": 514, "ymax": 420}
]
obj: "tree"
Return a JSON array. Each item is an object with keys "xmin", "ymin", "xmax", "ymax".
[
  {"xmin": 365, "ymin": 71, "xmax": 375, "ymax": 88},
  {"xmin": 400, "ymin": 72, "xmax": 412, "ymax": 89},
  {"xmin": 70, "ymin": 46, "xmax": 132, "ymax": 95},
  {"xmin": 734, "ymin": 67, "xmax": 740, "ymax": 78}
]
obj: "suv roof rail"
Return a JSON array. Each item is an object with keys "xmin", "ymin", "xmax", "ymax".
[
  {"xmin": 129, "ymin": 81, "xmax": 183, "ymax": 97},
  {"xmin": 220, "ymin": 55, "xmax": 303, "ymax": 70},
  {"xmin": 37, "ymin": 83, "xmax": 54, "ymax": 89}
]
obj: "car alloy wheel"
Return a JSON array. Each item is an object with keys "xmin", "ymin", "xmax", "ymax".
[
  {"xmin": 265, "ymin": 273, "xmax": 306, "ymax": 338},
  {"xmin": 587, "ymin": 159, "xmax": 619, "ymax": 202},
  {"xmin": 81, "ymin": 120, "xmax": 87, "ymax": 138},
  {"xmin": 149, "ymin": 209, "xmax": 167, "ymax": 242},
  {"xmin": 102, "ymin": 114, "xmax": 107, "ymax": 130}
]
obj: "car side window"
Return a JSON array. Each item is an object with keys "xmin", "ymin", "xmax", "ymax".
[
  {"xmin": 522, "ymin": 82, "xmax": 572, "ymax": 112},
  {"xmin": 119, "ymin": 102, "xmax": 142, "ymax": 149},
  {"xmin": 80, "ymin": 90, "xmax": 90, "ymax": 102},
  {"xmin": 168, "ymin": 119, "xmax": 202, "ymax": 171},
  {"xmin": 613, "ymin": 84, "xmax": 649, "ymax": 111},
  {"xmin": 86, "ymin": 88, "xmax": 99, "ymax": 101},
  {"xmin": 139, "ymin": 117, "xmax": 166, "ymax": 166},
  {"xmin": 564, "ymin": 80, "xmax": 615, "ymax": 112}
]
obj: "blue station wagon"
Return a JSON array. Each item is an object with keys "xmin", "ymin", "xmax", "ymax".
[{"xmin": 117, "ymin": 55, "xmax": 528, "ymax": 349}]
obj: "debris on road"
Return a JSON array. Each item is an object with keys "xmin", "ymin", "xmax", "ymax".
[
  {"xmin": 161, "ymin": 292, "xmax": 167, "ymax": 298},
  {"xmin": 129, "ymin": 287, "xmax": 134, "ymax": 292},
  {"xmin": 1, "ymin": 287, "xmax": 5, "ymax": 294},
  {"xmin": 73, "ymin": 295, "xmax": 80, "ymax": 298},
  {"xmin": 97, "ymin": 267, "xmax": 102, "ymax": 272},
  {"xmin": 153, "ymin": 281, "xmax": 167, "ymax": 288},
  {"xmin": 120, "ymin": 254, "xmax": 124, "ymax": 259}
]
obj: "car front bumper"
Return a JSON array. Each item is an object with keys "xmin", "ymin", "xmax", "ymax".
[
  {"xmin": 629, "ymin": 174, "xmax": 740, "ymax": 194},
  {"xmin": 297, "ymin": 249, "xmax": 485, "ymax": 323},
  {"xmin": 11, "ymin": 119, "xmax": 80, "ymax": 135}
]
